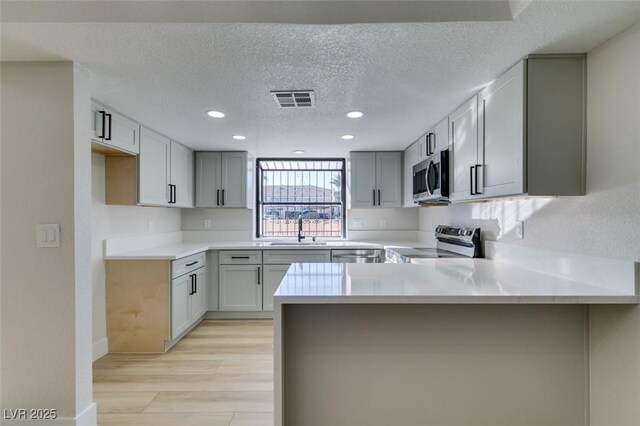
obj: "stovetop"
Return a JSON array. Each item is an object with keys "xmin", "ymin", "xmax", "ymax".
[{"xmin": 385, "ymin": 247, "xmax": 467, "ymax": 263}]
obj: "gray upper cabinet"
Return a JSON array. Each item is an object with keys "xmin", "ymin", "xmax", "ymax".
[
  {"xmin": 170, "ymin": 141, "xmax": 194, "ymax": 208},
  {"xmin": 417, "ymin": 134, "xmax": 429, "ymax": 161},
  {"xmin": 138, "ymin": 127, "xmax": 171, "ymax": 206},
  {"xmin": 478, "ymin": 60, "xmax": 525, "ymax": 199},
  {"xmin": 449, "ymin": 96, "xmax": 479, "ymax": 202},
  {"xmin": 350, "ymin": 151, "xmax": 403, "ymax": 208},
  {"xmin": 376, "ymin": 152, "xmax": 403, "ymax": 207},
  {"xmin": 139, "ymin": 127, "xmax": 194, "ymax": 207},
  {"xmin": 450, "ymin": 55, "xmax": 586, "ymax": 202},
  {"xmin": 432, "ymin": 117, "xmax": 450, "ymax": 153},
  {"xmin": 92, "ymin": 101, "xmax": 140, "ymax": 155},
  {"xmin": 403, "ymin": 142, "xmax": 419, "ymax": 208},
  {"xmin": 349, "ymin": 152, "xmax": 377, "ymax": 208},
  {"xmin": 196, "ymin": 151, "xmax": 250, "ymax": 208}
]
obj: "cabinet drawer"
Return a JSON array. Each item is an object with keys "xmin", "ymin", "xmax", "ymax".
[
  {"xmin": 172, "ymin": 252, "xmax": 206, "ymax": 279},
  {"xmin": 263, "ymin": 250, "xmax": 331, "ymax": 265},
  {"xmin": 219, "ymin": 250, "xmax": 262, "ymax": 265}
]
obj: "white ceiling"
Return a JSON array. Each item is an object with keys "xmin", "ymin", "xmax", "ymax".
[{"xmin": 2, "ymin": 1, "xmax": 640, "ymax": 157}]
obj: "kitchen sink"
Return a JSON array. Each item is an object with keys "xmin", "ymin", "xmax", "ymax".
[{"xmin": 267, "ymin": 242, "xmax": 328, "ymax": 246}]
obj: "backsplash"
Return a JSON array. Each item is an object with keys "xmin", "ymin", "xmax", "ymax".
[{"xmin": 182, "ymin": 206, "xmax": 420, "ymax": 241}]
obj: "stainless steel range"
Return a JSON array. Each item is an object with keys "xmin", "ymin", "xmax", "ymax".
[{"xmin": 385, "ymin": 225, "xmax": 481, "ymax": 263}]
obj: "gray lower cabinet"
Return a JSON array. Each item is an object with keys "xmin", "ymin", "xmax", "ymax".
[
  {"xmin": 262, "ymin": 264, "xmax": 291, "ymax": 311},
  {"xmin": 170, "ymin": 253, "xmax": 207, "ymax": 339},
  {"xmin": 218, "ymin": 250, "xmax": 263, "ymax": 311},
  {"xmin": 218, "ymin": 250, "xmax": 331, "ymax": 313},
  {"xmin": 219, "ymin": 265, "xmax": 263, "ymax": 311}
]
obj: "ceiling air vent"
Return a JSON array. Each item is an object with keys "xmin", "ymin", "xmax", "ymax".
[{"xmin": 271, "ymin": 91, "xmax": 315, "ymax": 108}]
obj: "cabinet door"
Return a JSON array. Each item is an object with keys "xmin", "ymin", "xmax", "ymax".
[
  {"xmin": 170, "ymin": 141, "xmax": 194, "ymax": 208},
  {"xmin": 262, "ymin": 264, "xmax": 290, "ymax": 311},
  {"xmin": 403, "ymin": 143, "xmax": 419, "ymax": 208},
  {"xmin": 139, "ymin": 127, "xmax": 170, "ymax": 206},
  {"xmin": 417, "ymin": 134, "xmax": 429, "ymax": 161},
  {"xmin": 449, "ymin": 96, "xmax": 479, "ymax": 202},
  {"xmin": 221, "ymin": 152, "xmax": 247, "ymax": 208},
  {"xmin": 195, "ymin": 152, "xmax": 222, "ymax": 207},
  {"xmin": 219, "ymin": 265, "xmax": 262, "ymax": 311},
  {"xmin": 432, "ymin": 117, "xmax": 450, "ymax": 152},
  {"xmin": 349, "ymin": 152, "xmax": 377, "ymax": 208},
  {"xmin": 190, "ymin": 268, "xmax": 207, "ymax": 321},
  {"xmin": 107, "ymin": 109, "xmax": 140, "ymax": 155},
  {"xmin": 375, "ymin": 151, "xmax": 403, "ymax": 208},
  {"xmin": 171, "ymin": 274, "xmax": 191, "ymax": 339},
  {"xmin": 478, "ymin": 60, "xmax": 525, "ymax": 198},
  {"xmin": 91, "ymin": 102, "xmax": 140, "ymax": 155}
]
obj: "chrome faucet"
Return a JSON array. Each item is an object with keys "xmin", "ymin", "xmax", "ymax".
[{"xmin": 298, "ymin": 215, "xmax": 305, "ymax": 242}]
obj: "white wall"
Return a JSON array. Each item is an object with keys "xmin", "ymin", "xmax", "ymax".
[
  {"xmin": 1, "ymin": 62, "xmax": 95, "ymax": 424},
  {"xmin": 182, "ymin": 207, "xmax": 420, "ymax": 242},
  {"xmin": 91, "ymin": 153, "xmax": 181, "ymax": 359},
  {"xmin": 418, "ymin": 21, "xmax": 640, "ymax": 425}
]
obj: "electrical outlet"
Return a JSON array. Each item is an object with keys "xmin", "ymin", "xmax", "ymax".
[
  {"xmin": 515, "ymin": 221, "xmax": 524, "ymax": 239},
  {"xmin": 36, "ymin": 224, "xmax": 60, "ymax": 248},
  {"xmin": 379, "ymin": 219, "xmax": 388, "ymax": 229},
  {"xmin": 147, "ymin": 220, "xmax": 154, "ymax": 232},
  {"xmin": 204, "ymin": 219, "xmax": 212, "ymax": 229}
]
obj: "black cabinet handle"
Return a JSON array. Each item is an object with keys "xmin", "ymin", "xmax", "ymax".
[
  {"xmin": 105, "ymin": 113, "xmax": 112, "ymax": 141},
  {"xmin": 372, "ymin": 189, "xmax": 376, "ymax": 206},
  {"xmin": 194, "ymin": 274, "xmax": 197, "ymax": 294},
  {"xmin": 426, "ymin": 134, "xmax": 431, "ymax": 156},
  {"xmin": 98, "ymin": 110, "xmax": 106, "ymax": 138},
  {"xmin": 173, "ymin": 185, "xmax": 177, "ymax": 203},
  {"xmin": 470, "ymin": 166, "xmax": 476, "ymax": 195},
  {"xmin": 475, "ymin": 164, "xmax": 482, "ymax": 195},
  {"xmin": 222, "ymin": 189, "xmax": 225, "ymax": 206},
  {"xmin": 189, "ymin": 274, "xmax": 195, "ymax": 295},
  {"xmin": 378, "ymin": 189, "xmax": 381, "ymax": 206},
  {"xmin": 186, "ymin": 261, "xmax": 198, "ymax": 267},
  {"xmin": 217, "ymin": 189, "xmax": 220, "ymax": 206},
  {"xmin": 231, "ymin": 256, "xmax": 250, "ymax": 259},
  {"xmin": 257, "ymin": 267, "xmax": 261, "ymax": 285},
  {"xmin": 168, "ymin": 184, "xmax": 176, "ymax": 204},
  {"xmin": 429, "ymin": 133, "xmax": 435, "ymax": 155}
]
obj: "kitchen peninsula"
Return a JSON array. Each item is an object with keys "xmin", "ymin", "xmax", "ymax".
[{"xmin": 273, "ymin": 250, "xmax": 639, "ymax": 426}]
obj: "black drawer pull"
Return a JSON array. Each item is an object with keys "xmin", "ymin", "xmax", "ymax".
[
  {"xmin": 185, "ymin": 261, "xmax": 199, "ymax": 267},
  {"xmin": 231, "ymin": 256, "xmax": 250, "ymax": 259}
]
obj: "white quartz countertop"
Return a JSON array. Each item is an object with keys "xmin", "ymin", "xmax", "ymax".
[
  {"xmin": 104, "ymin": 240, "xmax": 412, "ymax": 260},
  {"xmin": 273, "ymin": 261, "xmax": 639, "ymax": 304}
]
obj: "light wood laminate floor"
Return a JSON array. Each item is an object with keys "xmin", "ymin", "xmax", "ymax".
[{"xmin": 93, "ymin": 320, "xmax": 274, "ymax": 426}]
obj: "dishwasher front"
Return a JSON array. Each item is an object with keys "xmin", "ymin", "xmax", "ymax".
[{"xmin": 331, "ymin": 249, "xmax": 384, "ymax": 263}]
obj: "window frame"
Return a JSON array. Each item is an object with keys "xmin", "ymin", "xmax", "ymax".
[{"xmin": 255, "ymin": 157, "xmax": 347, "ymax": 239}]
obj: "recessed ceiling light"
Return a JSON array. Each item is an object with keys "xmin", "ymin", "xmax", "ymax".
[
  {"xmin": 232, "ymin": 135, "xmax": 246, "ymax": 140},
  {"xmin": 293, "ymin": 150, "xmax": 306, "ymax": 154},
  {"xmin": 346, "ymin": 111, "xmax": 364, "ymax": 118},
  {"xmin": 341, "ymin": 134, "xmax": 355, "ymax": 140},
  {"xmin": 206, "ymin": 110, "xmax": 225, "ymax": 118}
]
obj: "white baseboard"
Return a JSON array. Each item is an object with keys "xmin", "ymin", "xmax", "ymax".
[
  {"xmin": 92, "ymin": 337, "xmax": 108, "ymax": 361},
  {"xmin": 2, "ymin": 403, "xmax": 97, "ymax": 426},
  {"xmin": 205, "ymin": 311, "xmax": 274, "ymax": 320}
]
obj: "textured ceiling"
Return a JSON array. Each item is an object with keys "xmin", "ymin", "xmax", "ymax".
[{"xmin": 2, "ymin": 1, "xmax": 640, "ymax": 157}]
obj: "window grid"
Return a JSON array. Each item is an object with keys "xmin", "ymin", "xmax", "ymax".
[{"xmin": 256, "ymin": 159, "xmax": 345, "ymax": 238}]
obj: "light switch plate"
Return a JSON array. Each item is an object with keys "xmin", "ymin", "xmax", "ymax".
[
  {"xmin": 36, "ymin": 224, "xmax": 60, "ymax": 248},
  {"xmin": 204, "ymin": 219, "xmax": 212, "ymax": 229}
]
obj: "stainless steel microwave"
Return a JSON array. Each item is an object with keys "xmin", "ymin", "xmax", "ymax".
[{"xmin": 413, "ymin": 149, "xmax": 450, "ymax": 203}]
